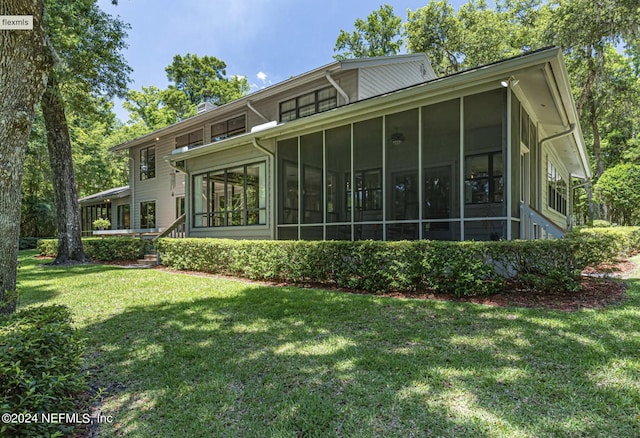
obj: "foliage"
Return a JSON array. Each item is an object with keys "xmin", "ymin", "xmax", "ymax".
[
  {"xmin": 124, "ymin": 54, "xmax": 250, "ymax": 130},
  {"xmin": 15, "ymin": 250, "xmax": 640, "ymax": 437},
  {"xmin": 568, "ymin": 226, "xmax": 640, "ymax": 260},
  {"xmin": 594, "ymin": 164, "xmax": 640, "ymax": 225},
  {"xmin": 165, "ymin": 53, "xmax": 249, "ymax": 106},
  {"xmin": 334, "ymin": 4, "xmax": 403, "ymax": 60},
  {"xmin": 92, "ymin": 218, "xmax": 111, "ymax": 230},
  {"xmin": 155, "ymin": 238, "xmax": 610, "ymax": 296},
  {"xmin": 0, "ymin": 305, "xmax": 86, "ymax": 437},
  {"xmin": 405, "ymin": 0, "xmax": 547, "ymax": 75},
  {"xmin": 44, "ymin": 0, "xmax": 132, "ymax": 107},
  {"xmin": 38, "ymin": 237, "xmax": 149, "ymax": 261},
  {"xmin": 18, "ymin": 238, "xmax": 41, "ymax": 250}
]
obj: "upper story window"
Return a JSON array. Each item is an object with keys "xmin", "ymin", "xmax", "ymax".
[
  {"xmin": 211, "ymin": 115, "xmax": 246, "ymax": 142},
  {"xmin": 547, "ymin": 160, "xmax": 567, "ymax": 215},
  {"xmin": 176, "ymin": 129, "xmax": 203, "ymax": 149},
  {"xmin": 280, "ymin": 87, "xmax": 337, "ymax": 122},
  {"xmin": 140, "ymin": 145, "xmax": 156, "ymax": 180}
]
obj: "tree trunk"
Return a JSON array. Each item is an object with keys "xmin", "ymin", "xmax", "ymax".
[
  {"xmin": 0, "ymin": 0, "xmax": 53, "ymax": 313},
  {"xmin": 590, "ymin": 101, "xmax": 605, "ymax": 178},
  {"xmin": 42, "ymin": 75, "xmax": 89, "ymax": 264},
  {"xmin": 590, "ymin": 100, "xmax": 608, "ymax": 220}
]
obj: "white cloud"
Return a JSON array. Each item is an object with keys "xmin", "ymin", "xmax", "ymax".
[{"xmin": 257, "ymin": 71, "xmax": 268, "ymax": 82}]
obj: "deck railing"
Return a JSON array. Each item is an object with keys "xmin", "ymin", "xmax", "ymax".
[
  {"xmin": 519, "ymin": 202, "xmax": 565, "ymax": 240},
  {"xmin": 153, "ymin": 214, "xmax": 186, "ymax": 241}
]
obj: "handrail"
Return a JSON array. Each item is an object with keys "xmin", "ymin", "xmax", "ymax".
[
  {"xmin": 153, "ymin": 214, "xmax": 186, "ymax": 241},
  {"xmin": 519, "ymin": 202, "xmax": 565, "ymax": 239}
]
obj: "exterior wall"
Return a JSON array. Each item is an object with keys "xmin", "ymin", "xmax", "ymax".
[
  {"xmin": 541, "ymin": 145, "xmax": 571, "ymax": 231},
  {"xmin": 358, "ymin": 59, "xmax": 433, "ymax": 100},
  {"xmin": 118, "ymin": 52, "xmax": 587, "ymax": 241},
  {"xmin": 110, "ymin": 197, "xmax": 130, "ymax": 228},
  {"xmin": 185, "ymin": 143, "xmax": 273, "ymax": 240},
  {"xmin": 130, "ymin": 137, "xmax": 186, "ymax": 230},
  {"xmin": 268, "ymin": 87, "xmax": 515, "ymax": 242},
  {"xmin": 251, "ymin": 70, "xmax": 358, "ymax": 122}
]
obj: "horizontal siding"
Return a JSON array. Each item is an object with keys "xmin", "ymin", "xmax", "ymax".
[
  {"xmin": 251, "ymin": 70, "xmax": 358, "ymax": 122},
  {"xmin": 131, "ymin": 136, "xmax": 185, "ymax": 229},
  {"xmin": 359, "ymin": 61, "xmax": 431, "ymax": 100},
  {"xmin": 187, "ymin": 144, "xmax": 268, "ymax": 174}
]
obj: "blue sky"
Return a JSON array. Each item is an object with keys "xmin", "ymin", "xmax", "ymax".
[{"xmin": 97, "ymin": 0, "xmax": 467, "ymax": 120}]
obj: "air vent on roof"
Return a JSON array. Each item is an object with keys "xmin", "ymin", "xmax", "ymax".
[{"xmin": 197, "ymin": 101, "xmax": 216, "ymax": 113}]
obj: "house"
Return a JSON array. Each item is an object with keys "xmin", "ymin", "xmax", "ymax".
[{"xmin": 82, "ymin": 48, "xmax": 590, "ymax": 242}]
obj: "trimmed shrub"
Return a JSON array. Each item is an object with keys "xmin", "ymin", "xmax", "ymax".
[
  {"xmin": 155, "ymin": 238, "xmax": 603, "ymax": 297},
  {"xmin": 567, "ymin": 226, "xmax": 640, "ymax": 262},
  {"xmin": 0, "ymin": 305, "xmax": 86, "ymax": 437},
  {"xmin": 37, "ymin": 237, "xmax": 150, "ymax": 261},
  {"xmin": 18, "ymin": 237, "xmax": 41, "ymax": 250}
]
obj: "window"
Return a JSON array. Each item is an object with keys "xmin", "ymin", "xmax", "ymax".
[
  {"xmin": 81, "ymin": 203, "xmax": 111, "ymax": 235},
  {"xmin": 116, "ymin": 204, "xmax": 130, "ymax": 229},
  {"xmin": 193, "ymin": 162, "xmax": 266, "ymax": 228},
  {"xmin": 140, "ymin": 201, "xmax": 156, "ymax": 228},
  {"xmin": 464, "ymin": 152, "xmax": 504, "ymax": 204},
  {"xmin": 176, "ymin": 130, "xmax": 203, "ymax": 149},
  {"xmin": 211, "ymin": 115, "xmax": 246, "ymax": 142},
  {"xmin": 279, "ymin": 87, "xmax": 337, "ymax": 122},
  {"xmin": 547, "ymin": 160, "xmax": 567, "ymax": 215},
  {"xmin": 140, "ymin": 146, "xmax": 156, "ymax": 180}
]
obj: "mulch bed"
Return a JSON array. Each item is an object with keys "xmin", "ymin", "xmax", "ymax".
[
  {"xmin": 35, "ymin": 255, "xmax": 634, "ymax": 312},
  {"xmin": 153, "ymin": 260, "xmax": 633, "ymax": 312}
]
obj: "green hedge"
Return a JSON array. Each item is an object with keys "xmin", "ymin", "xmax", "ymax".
[
  {"xmin": 155, "ymin": 238, "xmax": 608, "ymax": 296},
  {"xmin": 37, "ymin": 237, "xmax": 150, "ymax": 261},
  {"xmin": 567, "ymin": 226, "xmax": 640, "ymax": 260},
  {"xmin": 0, "ymin": 305, "xmax": 86, "ymax": 437},
  {"xmin": 18, "ymin": 237, "xmax": 41, "ymax": 250}
]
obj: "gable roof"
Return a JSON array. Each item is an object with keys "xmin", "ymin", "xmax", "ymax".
[{"xmin": 110, "ymin": 53, "xmax": 433, "ymax": 152}]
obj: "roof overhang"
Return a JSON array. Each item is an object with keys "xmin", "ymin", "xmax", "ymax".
[{"xmin": 79, "ymin": 186, "xmax": 130, "ymax": 205}]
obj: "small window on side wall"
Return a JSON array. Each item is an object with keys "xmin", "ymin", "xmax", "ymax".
[
  {"xmin": 140, "ymin": 146, "xmax": 156, "ymax": 180},
  {"xmin": 140, "ymin": 201, "xmax": 156, "ymax": 228}
]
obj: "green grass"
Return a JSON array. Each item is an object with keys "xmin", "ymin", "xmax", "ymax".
[{"xmin": 16, "ymin": 250, "xmax": 640, "ymax": 437}]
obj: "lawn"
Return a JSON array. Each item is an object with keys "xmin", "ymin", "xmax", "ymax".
[{"xmin": 16, "ymin": 250, "xmax": 640, "ymax": 437}]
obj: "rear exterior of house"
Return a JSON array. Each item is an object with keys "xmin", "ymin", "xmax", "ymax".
[{"xmin": 88, "ymin": 49, "xmax": 590, "ymax": 242}]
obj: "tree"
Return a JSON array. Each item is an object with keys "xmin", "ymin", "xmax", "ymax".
[
  {"xmin": 42, "ymin": 0, "xmax": 130, "ymax": 264},
  {"xmin": 544, "ymin": 0, "xmax": 640, "ymax": 118},
  {"xmin": 0, "ymin": 0, "xmax": 54, "ymax": 313},
  {"xmin": 165, "ymin": 53, "xmax": 249, "ymax": 106},
  {"xmin": 124, "ymin": 54, "xmax": 249, "ymax": 130},
  {"xmin": 123, "ymin": 85, "xmax": 194, "ymax": 129},
  {"xmin": 405, "ymin": 0, "xmax": 548, "ymax": 76},
  {"xmin": 405, "ymin": 0, "xmax": 464, "ymax": 75},
  {"xmin": 594, "ymin": 163, "xmax": 640, "ymax": 225},
  {"xmin": 334, "ymin": 4, "xmax": 403, "ymax": 60}
]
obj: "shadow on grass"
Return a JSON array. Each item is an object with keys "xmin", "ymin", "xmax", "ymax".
[
  {"xmin": 17, "ymin": 251, "xmax": 152, "ymax": 307},
  {"xmin": 81, "ymin": 280, "xmax": 640, "ymax": 437}
]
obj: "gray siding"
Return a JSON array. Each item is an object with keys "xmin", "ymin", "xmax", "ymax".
[
  {"xmin": 130, "ymin": 137, "xmax": 186, "ymax": 230},
  {"xmin": 358, "ymin": 60, "xmax": 433, "ymax": 100},
  {"xmin": 250, "ymin": 70, "xmax": 358, "ymax": 122}
]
